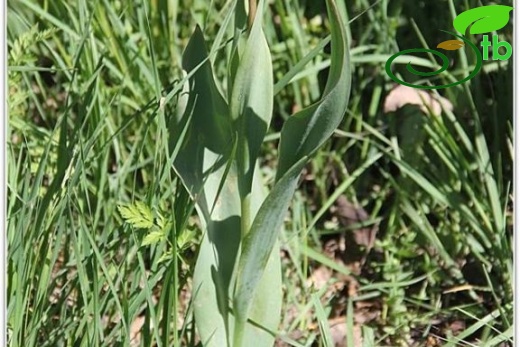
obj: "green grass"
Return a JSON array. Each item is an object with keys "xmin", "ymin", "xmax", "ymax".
[{"xmin": 7, "ymin": 0, "xmax": 513, "ymax": 346}]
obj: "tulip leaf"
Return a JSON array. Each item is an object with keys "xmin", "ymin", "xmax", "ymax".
[
  {"xmin": 232, "ymin": 0, "xmax": 352, "ymax": 345},
  {"xmin": 191, "ymin": 161, "xmax": 281, "ymax": 347},
  {"xmin": 275, "ymin": 0, "xmax": 352, "ymax": 179},
  {"xmin": 171, "ymin": 25, "xmax": 281, "ymax": 347},
  {"xmin": 453, "ymin": 5, "xmax": 513, "ymax": 35},
  {"xmin": 229, "ymin": 0, "xmax": 273, "ymax": 200},
  {"xmin": 233, "ymin": 157, "xmax": 307, "ymax": 347}
]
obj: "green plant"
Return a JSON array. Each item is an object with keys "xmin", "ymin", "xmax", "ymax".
[
  {"xmin": 169, "ymin": 0, "xmax": 351, "ymax": 345},
  {"xmin": 118, "ymin": 201, "xmax": 196, "ymax": 264}
]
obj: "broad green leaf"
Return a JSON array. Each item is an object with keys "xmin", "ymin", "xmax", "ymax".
[
  {"xmin": 233, "ymin": 0, "xmax": 352, "ymax": 345},
  {"xmin": 173, "ymin": 26, "xmax": 237, "ymax": 347},
  {"xmin": 171, "ymin": 25, "xmax": 281, "ymax": 347},
  {"xmin": 228, "ymin": 0, "xmax": 247, "ymax": 97},
  {"xmin": 193, "ymin": 163, "xmax": 281, "ymax": 347},
  {"xmin": 229, "ymin": 0, "xmax": 273, "ymax": 199},
  {"xmin": 233, "ymin": 157, "xmax": 308, "ymax": 347},
  {"xmin": 190, "ymin": 160, "xmax": 242, "ymax": 347},
  {"xmin": 275, "ymin": 0, "xmax": 351, "ymax": 180},
  {"xmin": 180, "ymin": 25, "xmax": 232, "ymax": 156},
  {"xmin": 453, "ymin": 5, "xmax": 513, "ymax": 35}
]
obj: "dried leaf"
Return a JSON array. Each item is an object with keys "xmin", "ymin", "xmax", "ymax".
[
  {"xmin": 384, "ymin": 85, "xmax": 453, "ymax": 116},
  {"xmin": 335, "ymin": 196, "xmax": 379, "ymax": 272},
  {"xmin": 335, "ymin": 196, "xmax": 377, "ymax": 250}
]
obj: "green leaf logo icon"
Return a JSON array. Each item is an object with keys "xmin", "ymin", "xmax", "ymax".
[
  {"xmin": 437, "ymin": 39, "xmax": 465, "ymax": 50},
  {"xmin": 453, "ymin": 5, "xmax": 513, "ymax": 35}
]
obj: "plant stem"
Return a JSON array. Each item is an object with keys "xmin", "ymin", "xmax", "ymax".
[
  {"xmin": 235, "ymin": 180, "xmax": 251, "ymax": 347},
  {"xmin": 241, "ymin": 194, "xmax": 251, "ymax": 239},
  {"xmin": 248, "ymin": 0, "xmax": 257, "ymax": 29},
  {"xmin": 233, "ymin": 319, "xmax": 246, "ymax": 347}
]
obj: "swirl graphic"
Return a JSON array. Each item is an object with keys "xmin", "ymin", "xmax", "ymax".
[{"xmin": 385, "ymin": 31, "xmax": 483, "ymax": 90}]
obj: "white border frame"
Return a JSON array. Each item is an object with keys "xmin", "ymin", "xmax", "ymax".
[
  {"xmin": 2, "ymin": 0, "xmax": 7, "ymax": 345},
  {"xmin": 514, "ymin": 0, "xmax": 519, "ymax": 343},
  {"xmin": 0, "ymin": 0, "xmax": 517, "ymax": 346}
]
